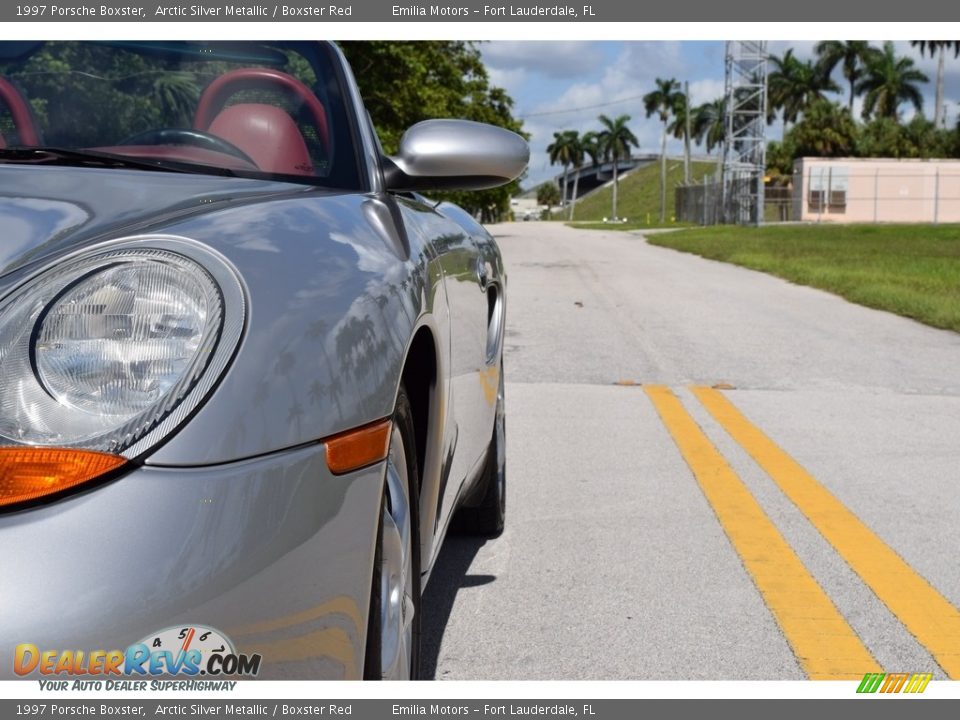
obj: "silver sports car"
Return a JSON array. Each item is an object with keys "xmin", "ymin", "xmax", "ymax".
[{"xmin": 0, "ymin": 41, "xmax": 526, "ymax": 681}]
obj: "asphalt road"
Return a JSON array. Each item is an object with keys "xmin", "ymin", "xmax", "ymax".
[{"xmin": 421, "ymin": 221, "xmax": 960, "ymax": 681}]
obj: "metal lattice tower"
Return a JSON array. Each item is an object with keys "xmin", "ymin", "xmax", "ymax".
[{"xmin": 722, "ymin": 41, "xmax": 768, "ymax": 225}]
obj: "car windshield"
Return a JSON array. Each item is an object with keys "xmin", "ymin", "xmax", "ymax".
[{"xmin": 0, "ymin": 41, "xmax": 361, "ymax": 188}]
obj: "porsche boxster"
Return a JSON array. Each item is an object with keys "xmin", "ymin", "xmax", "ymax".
[{"xmin": 0, "ymin": 40, "xmax": 527, "ymax": 680}]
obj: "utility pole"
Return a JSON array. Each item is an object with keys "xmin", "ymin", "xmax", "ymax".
[{"xmin": 684, "ymin": 80, "xmax": 691, "ymax": 185}]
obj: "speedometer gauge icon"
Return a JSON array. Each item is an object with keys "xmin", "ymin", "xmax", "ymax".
[{"xmin": 137, "ymin": 624, "xmax": 234, "ymax": 673}]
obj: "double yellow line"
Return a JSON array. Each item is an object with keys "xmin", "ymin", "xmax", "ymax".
[{"xmin": 645, "ymin": 385, "xmax": 960, "ymax": 680}]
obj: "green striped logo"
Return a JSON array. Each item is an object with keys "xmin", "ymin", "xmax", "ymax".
[{"xmin": 857, "ymin": 672, "xmax": 932, "ymax": 694}]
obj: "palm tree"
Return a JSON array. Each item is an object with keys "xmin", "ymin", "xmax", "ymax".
[
  {"xmin": 667, "ymin": 87, "xmax": 696, "ymax": 183},
  {"xmin": 152, "ymin": 72, "xmax": 199, "ymax": 125},
  {"xmin": 547, "ymin": 130, "xmax": 579, "ymax": 211},
  {"xmin": 815, "ymin": 41, "xmax": 873, "ymax": 113},
  {"xmin": 911, "ymin": 41, "xmax": 960, "ymax": 128},
  {"xmin": 596, "ymin": 114, "xmax": 638, "ymax": 222},
  {"xmin": 768, "ymin": 50, "xmax": 839, "ymax": 134},
  {"xmin": 565, "ymin": 131, "xmax": 588, "ymax": 221},
  {"xmin": 567, "ymin": 130, "xmax": 601, "ymax": 221},
  {"xmin": 580, "ymin": 130, "xmax": 601, "ymax": 170},
  {"xmin": 644, "ymin": 78, "xmax": 683, "ymax": 222},
  {"xmin": 692, "ymin": 98, "xmax": 726, "ymax": 154},
  {"xmin": 857, "ymin": 41, "xmax": 928, "ymax": 120},
  {"xmin": 767, "ymin": 49, "xmax": 800, "ymax": 128},
  {"xmin": 769, "ymin": 50, "xmax": 838, "ymax": 130}
]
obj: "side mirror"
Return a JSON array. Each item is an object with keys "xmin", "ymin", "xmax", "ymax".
[{"xmin": 383, "ymin": 119, "xmax": 529, "ymax": 192}]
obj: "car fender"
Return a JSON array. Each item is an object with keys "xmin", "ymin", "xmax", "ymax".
[{"xmin": 146, "ymin": 191, "xmax": 440, "ymax": 467}]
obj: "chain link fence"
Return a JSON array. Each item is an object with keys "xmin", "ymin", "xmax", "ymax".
[
  {"xmin": 676, "ymin": 174, "xmax": 787, "ymax": 225},
  {"xmin": 677, "ymin": 163, "xmax": 960, "ymax": 226}
]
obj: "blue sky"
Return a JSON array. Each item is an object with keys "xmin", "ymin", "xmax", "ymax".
[{"xmin": 480, "ymin": 41, "xmax": 960, "ymax": 188}]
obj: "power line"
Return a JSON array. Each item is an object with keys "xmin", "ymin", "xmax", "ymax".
[{"xmin": 519, "ymin": 93, "xmax": 647, "ymax": 119}]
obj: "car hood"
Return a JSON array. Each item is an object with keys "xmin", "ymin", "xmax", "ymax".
[{"xmin": 0, "ymin": 164, "xmax": 313, "ymax": 278}]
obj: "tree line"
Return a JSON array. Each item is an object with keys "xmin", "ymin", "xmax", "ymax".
[
  {"xmin": 541, "ymin": 80, "xmax": 726, "ymax": 223},
  {"xmin": 543, "ymin": 114, "xmax": 639, "ymax": 221},
  {"xmin": 339, "ymin": 41, "xmax": 527, "ymax": 219},
  {"xmin": 766, "ymin": 41, "xmax": 960, "ymax": 179},
  {"xmin": 544, "ymin": 40, "xmax": 960, "ymax": 221}
]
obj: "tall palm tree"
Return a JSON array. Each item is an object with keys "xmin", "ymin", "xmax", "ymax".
[
  {"xmin": 911, "ymin": 41, "xmax": 960, "ymax": 128},
  {"xmin": 596, "ymin": 114, "xmax": 639, "ymax": 222},
  {"xmin": 644, "ymin": 78, "xmax": 683, "ymax": 222},
  {"xmin": 569, "ymin": 130, "xmax": 601, "ymax": 220},
  {"xmin": 667, "ymin": 87, "xmax": 696, "ymax": 183},
  {"xmin": 546, "ymin": 130, "xmax": 579, "ymax": 211},
  {"xmin": 692, "ymin": 98, "xmax": 726, "ymax": 154},
  {"xmin": 565, "ymin": 131, "xmax": 589, "ymax": 221},
  {"xmin": 815, "ymin": 41, "xmax": 873, "ymax": 113},
  {"xmin": 767, "ymin": 49, "xmax": 839, "ymax": 134},
  {"xmin": 857, "ymin": 41, "xmax": 928, "ymax": 120}
]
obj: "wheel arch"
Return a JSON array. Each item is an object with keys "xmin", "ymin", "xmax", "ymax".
[
  {"xmin": 400, "ymin": 326, "xmax": 436, "ymax": 494},
  {"xmin": 398, "ymin": 320, "xmax": 447, "ymax": 582}
]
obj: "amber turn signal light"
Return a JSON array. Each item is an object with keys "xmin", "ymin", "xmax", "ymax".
[
  {"xmin": 0, "ymin": 448, "xmax": 127, "ymax": 508},
  {"xmin": 324, "ymin": 419, "xmax": 392, "ymax": 475}
]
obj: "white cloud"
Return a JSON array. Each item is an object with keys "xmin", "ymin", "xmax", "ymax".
[
  {"xmin": 509, "ymin": 42, "xmax": 723, "ymax": 186},
  {"xmin": 688, "ymin": 78, "xmax": 725, "ymax": 106},
  {"xmin": 768, "ymin": 40, "xmax": 818, "ymax": 61},
  {"xmin": 482, "ymin": 41, "xmax": 606, "ymax": 80},
  {"xmin": 486, "ymin": 65, "xmax": 528, "ymax": 92}
]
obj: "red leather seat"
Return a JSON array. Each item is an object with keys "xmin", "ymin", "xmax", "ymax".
[{"xmin": 207, "ymin": 104, "xmax": 314, "ymax": 176}]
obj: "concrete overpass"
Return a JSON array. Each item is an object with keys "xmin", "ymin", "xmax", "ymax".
[{"xmin": 555, "ymin": 154, "xmax": 715, "ymax": 203}]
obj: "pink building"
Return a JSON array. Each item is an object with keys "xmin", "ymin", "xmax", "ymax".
[{"xmin": 793, "ymin": 157, "xmax": 960, "ymax": 224}]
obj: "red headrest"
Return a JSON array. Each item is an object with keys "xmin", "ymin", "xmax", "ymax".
[
  {"xmin": 0, "ymin": 78, "xmax": 40, "ymax": 146},
  {"xmin": 208, "ymin": 103, "xmax": 314, "ymax": 176},
  {"xmin": 194, "ymin": 68, "xmax": 329, "ymax": 154}
]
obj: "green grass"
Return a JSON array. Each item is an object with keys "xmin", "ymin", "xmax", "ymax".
[
  {"xmin": 647, "ymin": 224, "xmax": 960, "ymax": 332},
  {"xmin": 558, "ymin": 159, "xmax": 718, "ymax": 225}
]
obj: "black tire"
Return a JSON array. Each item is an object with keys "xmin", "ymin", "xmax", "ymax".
[
  {"xmin": 363, "ymin": 385, "xmax": 421, "ymax": 679},
  {"xmin": 455, "ymin": 367, "xmax": 506, "ymax": 538}
]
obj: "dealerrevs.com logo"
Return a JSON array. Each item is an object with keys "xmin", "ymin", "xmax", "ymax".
[{"xmin": 14, "ymin": 625, "xmax": 261, "ymax": 683}]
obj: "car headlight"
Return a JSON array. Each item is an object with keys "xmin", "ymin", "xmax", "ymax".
[{"xmin": 0, "ymin": 240, "xmax": 244, "ymax": 456}]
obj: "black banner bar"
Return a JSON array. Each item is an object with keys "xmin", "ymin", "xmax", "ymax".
[{"xmin": 0, "ymin": 0, "xmax": 956, "ymax": 22}]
